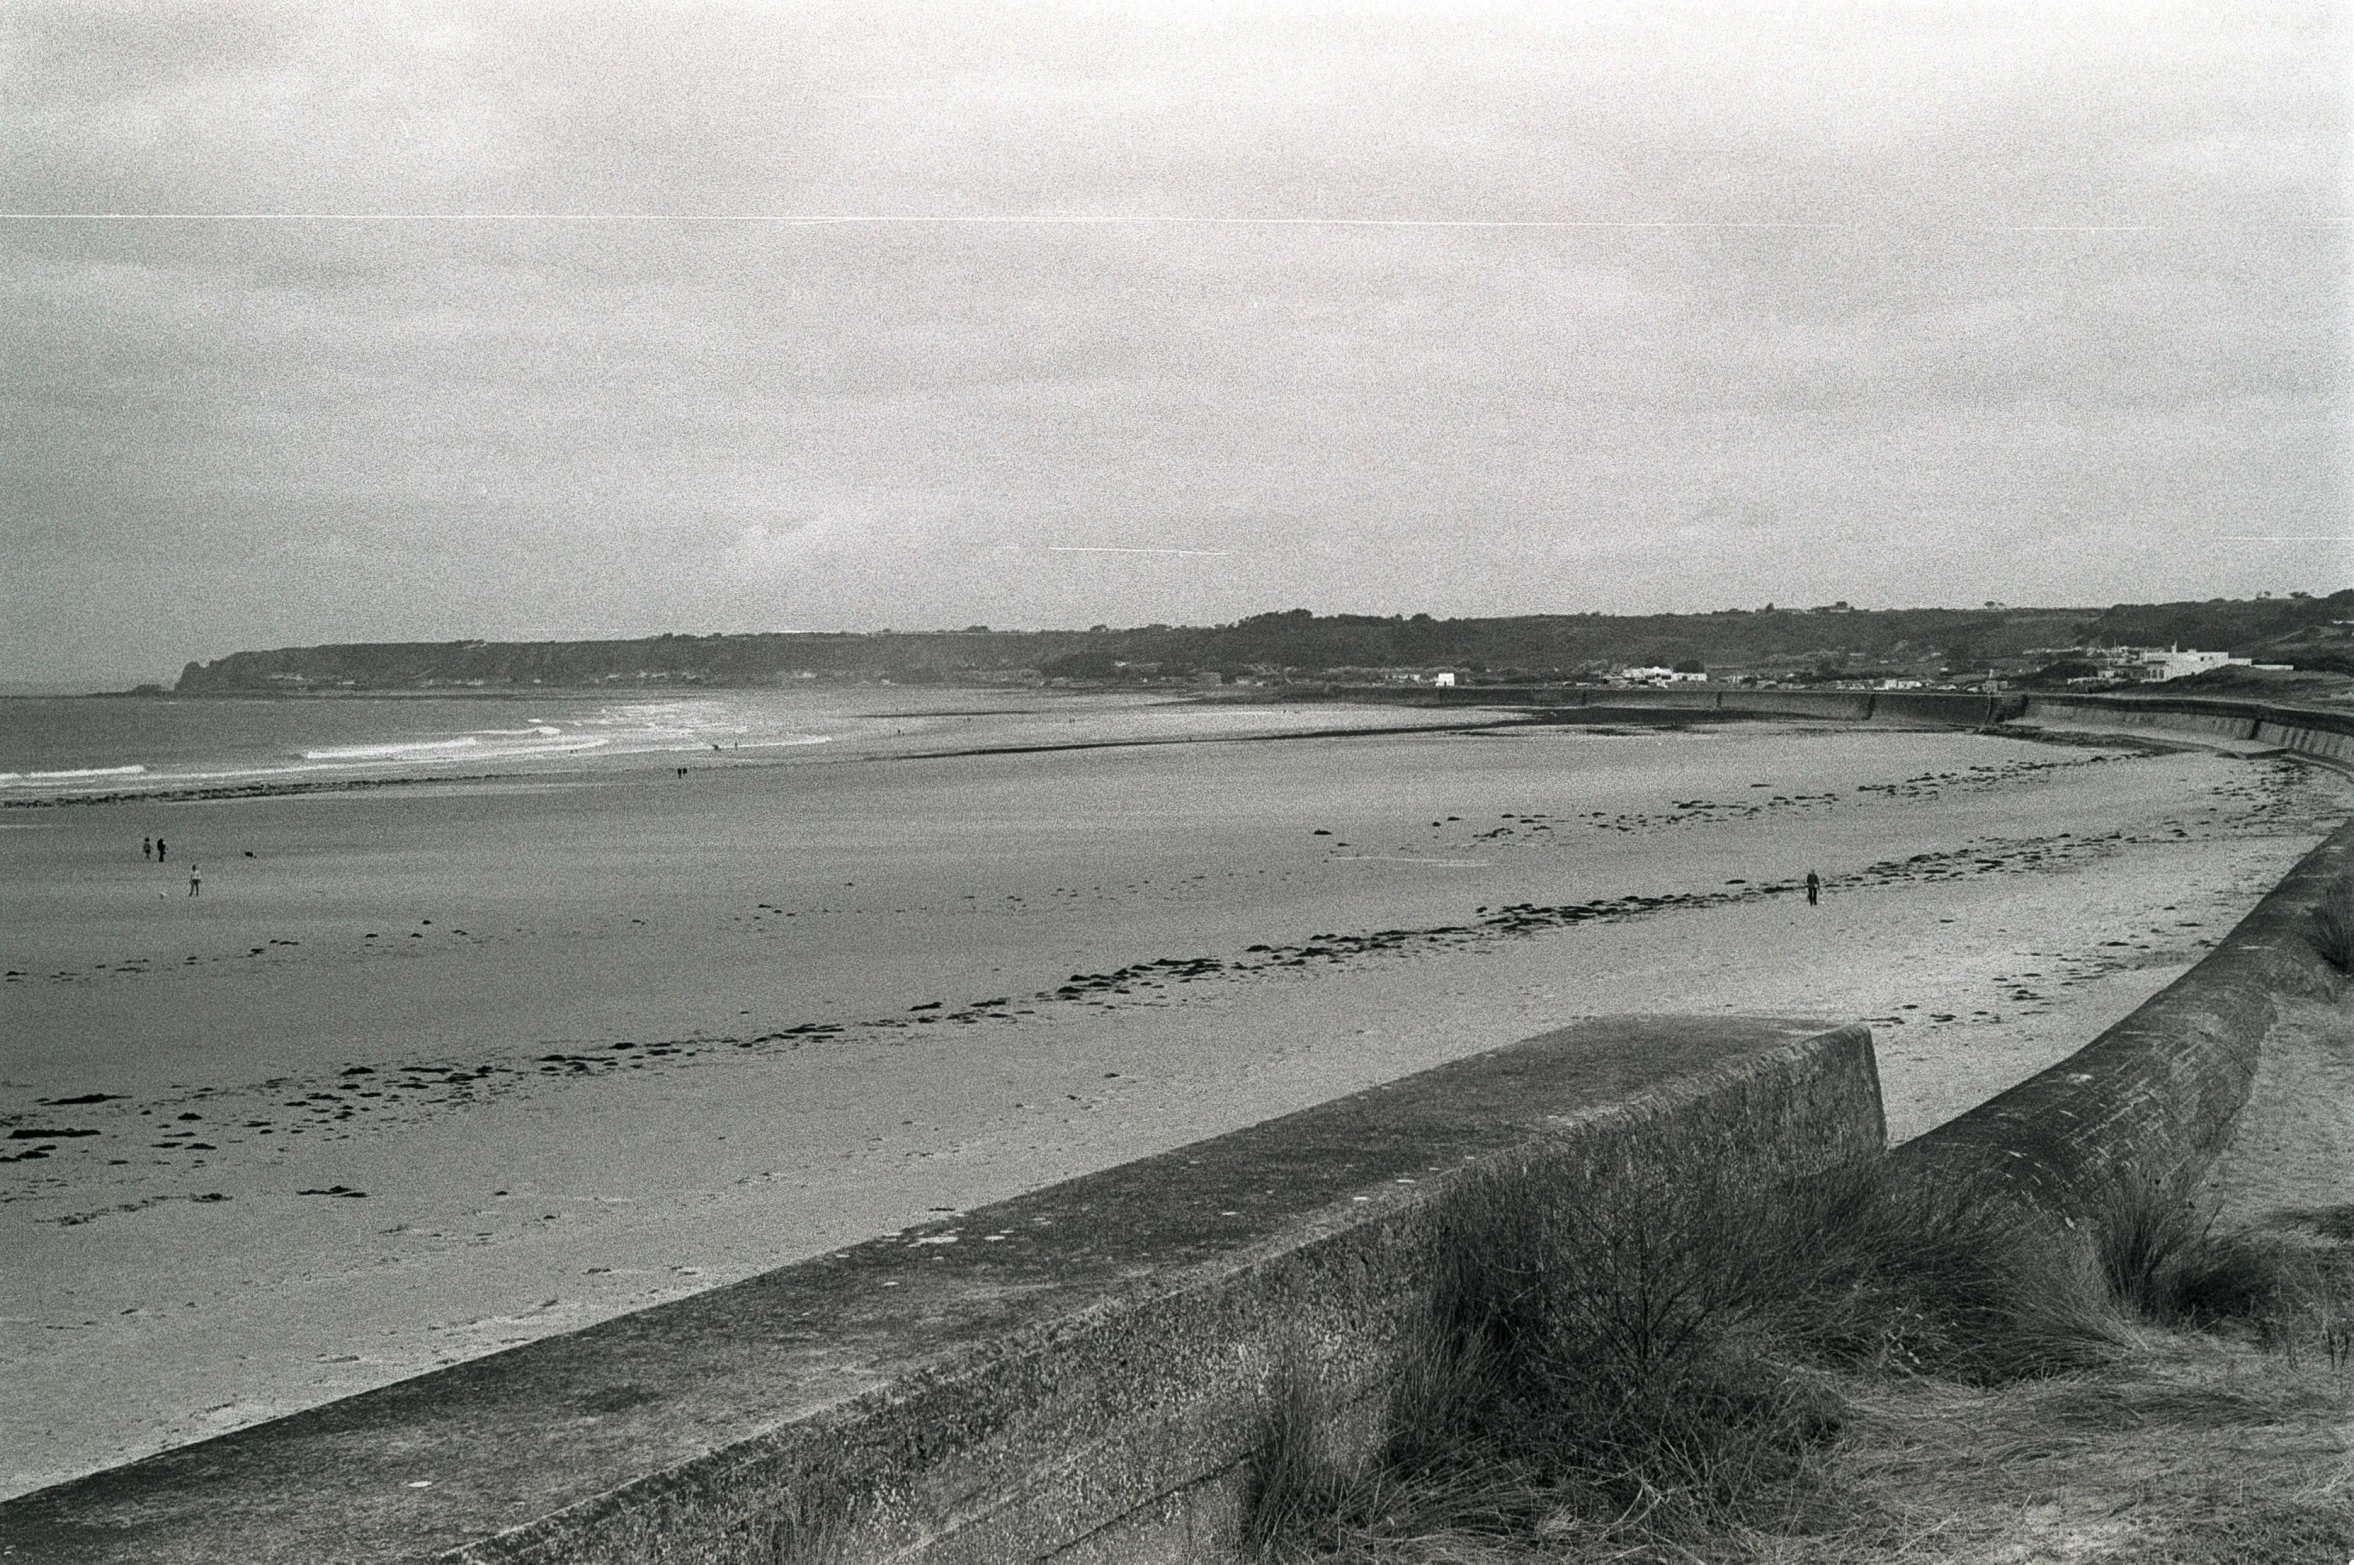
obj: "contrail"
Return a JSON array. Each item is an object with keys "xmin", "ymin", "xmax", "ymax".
[
  {"xmin": 0, "ymin": 212, "xmax": 2295, "ymax": 234},
  {"xmin": 1, "ymin": 212, "xmax": 1867, "ymax": 228},
  {"xmin": 1044, "ymin": 545, "xmax": 1236, "ymax": 557}
]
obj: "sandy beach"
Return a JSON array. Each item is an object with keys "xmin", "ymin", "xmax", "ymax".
[{"xmin": 2, "ymin": 705, "xmax": 2344, "ymax": 1497}]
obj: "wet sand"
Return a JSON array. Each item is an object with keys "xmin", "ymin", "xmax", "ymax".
[{"xmin": 2, "ymin": 715, "xmax": 2343, "ymax": 1496}]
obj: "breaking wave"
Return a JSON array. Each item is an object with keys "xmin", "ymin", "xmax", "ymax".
[{"xmin": 0, "ymin": 764, "xmax": 149, "ymax": 786}]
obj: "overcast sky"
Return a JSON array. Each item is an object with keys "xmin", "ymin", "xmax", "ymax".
[{"xmin": 3, "ymin": 1, "xmax": 2346, "ymax": 683}]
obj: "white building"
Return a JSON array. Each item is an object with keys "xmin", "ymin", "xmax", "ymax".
[{"xmin": 2124, "ymin": 647, "xmax": 2249, "ymax": 683}]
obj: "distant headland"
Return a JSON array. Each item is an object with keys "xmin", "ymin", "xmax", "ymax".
[{"xmin": 168, "ymin": 591, "xmax": 2354, "ymax": 697}]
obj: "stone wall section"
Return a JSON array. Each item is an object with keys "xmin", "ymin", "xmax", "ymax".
[
  {"xmin": 1892, "ymin": 818, "xmax": 2351, "ymax": 1213},
  {"xmin": 0, "ymin": 1020, "xmax": 1880, "ymax": 1565}
]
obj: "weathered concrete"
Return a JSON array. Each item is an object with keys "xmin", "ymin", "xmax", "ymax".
[
  {"xmin": 2022, "ymin": 693, "xmax": 2354, "ymax": 769},
  {"xmin": 2255, "ymin": 715, "xmax": 2354, "ymax": 765},
  {"xmin": 1894, "ymin": 819, "xmax": 2354, "ymax": 1213},
  {"xmin": 0, "ymin": 1018, "xmax": 1881, "ymax": 1565},
  {"xmin": 1869, "ymin": 690, "xmax": 2025, "ymax": 727},
  {"xmin": 1524, "ymin": 687, "xmax": 2014, "ymax": 726},
  {"xmin": 1315, "ymin": 685, "xmax": 2353, "ymax": 762},
  {"xmin": 1567, "ymin": 687, "xmax": 2020, "ymax": 727},
  {"xmin": 2026, "ymin": 696, "xmax": 2263, "ymax": 742}
]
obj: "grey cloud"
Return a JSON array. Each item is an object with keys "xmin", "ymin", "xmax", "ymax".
[{"xmin": 2, "ymin": 1, "xmax": 2346, "ymax": 682}]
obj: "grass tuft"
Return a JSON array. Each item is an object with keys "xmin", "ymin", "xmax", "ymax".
[
  {"xmin": 1242, "ymin": 1373, "xmax": 1350, "ymax": 1560},
  {"xmin": 1761, "ymin": 1161, "xmax": 2122, "ymax": 1385},
  {"xmin": 1246, "ymin": 1151, "xmax": 2354, "ymax": 1563},
  {"xmin": 2088, "ymin": 1173, "xmax": 2354, "ymax": 1359},
  {"xmin": 1246, "ymin": 1153, "xmax": 2133, "ymax": 1562},
  {"xmin": 2092, "ymin": 1174, "xmax": 2206, "ymax": 1321},
  {"xmin": 2305, "ymin": 874, "xmax": 2354, "ymax": 973}
]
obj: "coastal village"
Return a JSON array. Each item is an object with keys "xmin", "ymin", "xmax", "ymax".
[{"xmin": 1572, "ymin": 641, "xmax": 2288, "ymax": 693}]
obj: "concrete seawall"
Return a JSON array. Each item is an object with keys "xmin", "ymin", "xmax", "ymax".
[
  {"xmin": 1516, "ymin": 681, "xmax": 2354, "ymax": 1225},
  {"xmin": 2024, "ymin": 695, "xmax": 2263, "ymax": 743},
  {"xmin": 1893, "ymin": 817, "xmax": 2352, "ymax": 1212},
  {"xmin": 1881, "ymin": 690, "xmax": 2353, "ymax": 1209},
  {"xmin": 1344, "ymin": 681, "xmax": 2354, "ymax": 766},
  {"xmin": 2020, "ymin": 693, "xmax": 2354, "ymax": 767},
  {"xmin": 0, "ymin": 1018, "xmax": 1880, "ymax": 1564}
]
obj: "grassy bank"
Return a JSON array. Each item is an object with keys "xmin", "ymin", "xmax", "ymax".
[{"xmin": 1246, "ymin": 1156, "xmax": 2353, "ymax": 1563}]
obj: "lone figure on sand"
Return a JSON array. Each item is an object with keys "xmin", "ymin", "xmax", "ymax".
[
  {"xmin": 1805, "ymin": 869, "xmax": 1820, "ymax": 906},
  {"xmin": 156, "ymin": 838, "xmax": 166, "ymax": 863},
  {"xmin": 188, "ymin": 863, "xmax": 201, "ymax": 898}
]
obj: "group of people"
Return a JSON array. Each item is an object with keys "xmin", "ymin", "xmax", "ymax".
[{"xmin": 142, "ymin": 835, "xmax": 199, "ymax": 896}]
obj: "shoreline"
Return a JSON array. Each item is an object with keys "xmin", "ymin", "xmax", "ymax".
[
  {"xmin": 19, "ymin": 681, "xmax": 2352, "ymax": 813},
  {"xmin": 0, "ymin": 710, "xmax": 1539, "ymax": 810}
]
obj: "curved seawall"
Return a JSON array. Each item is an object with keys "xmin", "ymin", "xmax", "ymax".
[
  {"xmin": 1561, "ymin": 685, "xmax": 2354, "ymax": 772},
  {"xmin": 1545, "ymin": 686, "xmax": 2019, "ymax": 727},
  {"xmin": 1561, "ymin": 682, "xmax": 2353, "ymax": 1226},
  {"xmin": 1892, "ymin": 815, "xmax": 2351, "ymax": 1212},
  {"xmin": 1894, "ymin": 692, "xmax": 2352, "ymax": 1210},
  {"xmin": 1340, "ymin": 679, "xmax": 2354, "ymax": 767},
  {"xmin": 2012, "ymin": 692, "xmax": 2354, "ymax": 769}
]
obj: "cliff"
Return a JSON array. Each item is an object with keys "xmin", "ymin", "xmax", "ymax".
[{"xmin": 172, "ymin": 593, "xmax": 2353, "ymax": 694}]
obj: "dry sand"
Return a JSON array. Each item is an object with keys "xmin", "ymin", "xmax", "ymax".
[{"xmin": 1, "ymin": 714, "xmax": 2345, "ymax": 1497}]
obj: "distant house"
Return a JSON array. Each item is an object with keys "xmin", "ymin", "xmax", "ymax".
[
  {"xmin": 1432, "ymin": 671, "xmax": 1457, "ymax": 687},
  {"xmin": 2116, "ymin": 647, "xmax": 2250, "ymax": 683}
]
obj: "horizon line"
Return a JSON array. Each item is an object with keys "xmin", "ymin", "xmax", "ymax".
[{"xmin": 5, "ymin": 212, "xmax": 2341, "ymax": 234}]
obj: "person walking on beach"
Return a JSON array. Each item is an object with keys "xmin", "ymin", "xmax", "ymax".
[
  {"xmin": 1805, "ymin": 869, "xmax": 1820, "ymax": 906},
  {"xmin": 156, "ymin": 837, "xmax": 166, "ymax": 863},
  {"xmin": 188, "ymin": 863, "xmax": 201, "ymax": 898},
  {"xmin": 143, "ymin": 836, "xmax": 152, "ymax": 860}
]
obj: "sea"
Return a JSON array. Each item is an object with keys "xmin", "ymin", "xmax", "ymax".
[{"xmin": 0, "ymin": 687, "xmax": 1461, "ymax": 804}]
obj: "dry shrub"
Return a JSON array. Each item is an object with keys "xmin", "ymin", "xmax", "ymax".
[
  {"xmin": 1247, "ymin": 1152, "xmax": 2123, "ymax": 1562},
  {"xmin": 2306, "ymin": 874, "xmax": 2354, "ymax": 973},
  {"xmin": 1759, "ymin": 1161, "xmax": 2121, "ymax": 1385},
  {"xmin": 2088, "ymin": 1173, "xmax": 2354, "ymax": 1353},
  {"xmin": 2093, "ymin": 1175, "xmax": 2208, "ymax": 1320}
]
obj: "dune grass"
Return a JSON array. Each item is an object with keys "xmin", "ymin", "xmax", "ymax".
[
  {"xmin": 2308, "ymin": 874, "xmax": 2354, "ymax": 975},
  {"xmin": 1246, "ymin": 1157, "xmax": 2353, "ymax": 1563},
  {"xmin": 2093, "ymin": 1174, "xmax": 2354, "ymax": 1362}
]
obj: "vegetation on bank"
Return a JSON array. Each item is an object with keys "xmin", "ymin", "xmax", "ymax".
[
  {"xmin": 1244, "ymin": 1158, "xmax": 2354, "ymax": 1564},
  {"xmin": 167, "ymin": 591, "xmax": 2354, "ymax": 693},
  {"xmin": 2309, "ymin": 876, "xmax": 2354, "ymax": 978}
]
